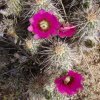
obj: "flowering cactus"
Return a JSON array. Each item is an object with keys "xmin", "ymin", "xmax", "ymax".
[{"xmin": 0, "ymin": 0, "xmax": 100, "ymax": 100}]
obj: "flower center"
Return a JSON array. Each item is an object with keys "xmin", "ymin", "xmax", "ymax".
[
  {"xmin": 39, "ymin": 20, "xmax": 49, "ymax": 31},
  {"xmin": 64, "ymin": 76, "xmax": 73, "ymax": 85}
]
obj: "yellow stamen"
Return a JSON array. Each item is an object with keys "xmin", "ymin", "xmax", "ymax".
[
  {"xmin": 64, "ymin": 76, "xmax": 71, "ymax": 85},
  {"xmin": 39, "ymin": 20, "xmax": 49, "ymax": 31}
]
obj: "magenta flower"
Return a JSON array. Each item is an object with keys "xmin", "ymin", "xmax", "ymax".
[
  {"xmin": 28, "ymin": 9, "xmax": 60, "ymax": 39},
  {"xmin": 55, "ymin": 70, "xmax": 84, "ymax": 95},
  {"xmin": 59, "ymin": 24, "xmax": 76, "ymax": 38}
]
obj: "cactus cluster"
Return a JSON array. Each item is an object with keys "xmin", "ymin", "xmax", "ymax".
[
  {"xmin": 0, "ymin": 0, "xmax": 100, "ymax": 100},
  {"xmin": 38, "ymin": 38, "xmax": 77, "ymax": 70}
]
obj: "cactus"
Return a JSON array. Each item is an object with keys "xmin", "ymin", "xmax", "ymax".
[
  {"xmin": 25, "ymin": 37, "xmax": 44, "ymax": 55},
  {"xmin": 0, "ymin": 0, "xmax": 22, "ymax": 17},
  {"xmin": 38, "ymin": 38, "xmax": 78, "ymax": 71},
  {"xmin": 80, "ymin": 35, "xmax": 99, "ymax": 52},
  {"xmin": 0, "ymin": 0, "xmax": 100, "ymax": 100},
  {"xmin": 68, "ymin": 1, "xmax": 100, "ymax": 40}
]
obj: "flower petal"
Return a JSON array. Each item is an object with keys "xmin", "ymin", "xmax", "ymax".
[
  {"xmin": 59, "ymin": 25, "xmax": 76, "ymax": 38},
  {"xmin": 27, "ymin": 25, "xmax": 34, "ymax": 32}
]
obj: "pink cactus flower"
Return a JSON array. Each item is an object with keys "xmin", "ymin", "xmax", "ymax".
[
  {"xmin": 28, "ymin": 9, "xmax": 60, "ymax": 39},
  {"xmin": 55, "ymin": 70, "xmax": 84, "ymax": 95},
  {"xmin": 59, "ymin": 24, "xmax": 76, "ymax": 38}
]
